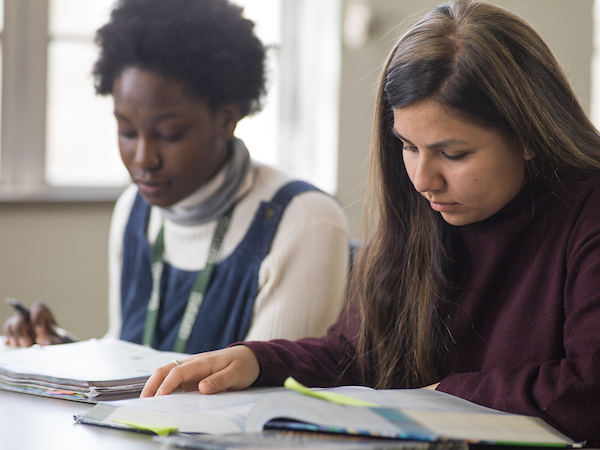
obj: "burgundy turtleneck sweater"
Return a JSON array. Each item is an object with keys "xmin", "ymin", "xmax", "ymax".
[{"xmin": 243, "ymin": 176, "xmax": 600, "ymax": 445}]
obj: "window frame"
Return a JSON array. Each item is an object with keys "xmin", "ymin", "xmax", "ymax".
[{"xmin": 0, "ymin": 0, "xmax": 124, "ymax": 202}]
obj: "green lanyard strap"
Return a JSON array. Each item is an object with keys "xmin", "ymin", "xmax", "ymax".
[{"xmin": 142, "ymin": 206, "xmax": 235, "ymax": 352}]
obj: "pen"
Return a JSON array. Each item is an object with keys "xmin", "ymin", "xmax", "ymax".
[{"xmin": 5, "ymin": 297, "xmax": 79, "ymax": 343}]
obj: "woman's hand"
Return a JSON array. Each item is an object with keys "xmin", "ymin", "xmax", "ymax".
[
  {"xmin": 3, "ymin": 301, "xmax": 64, "ymax": 347},
  {"xmin": 140, "ymin": 345, "xmax": 261, "ymax": 398}
]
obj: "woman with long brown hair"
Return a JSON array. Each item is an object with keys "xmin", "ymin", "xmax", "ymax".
[{"xmin": 142, "ymin": 0, "xmax": 600, "ymax": 444}]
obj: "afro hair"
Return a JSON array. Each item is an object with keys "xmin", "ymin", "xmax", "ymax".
[{"xmin": 93, "ymin": 0, "xmax": 266, "ymax": 117}]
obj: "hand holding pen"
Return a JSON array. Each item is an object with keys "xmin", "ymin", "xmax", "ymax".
[{"xmin": 3, "ymin": 297, "xmax": 78, "ymax": 347}]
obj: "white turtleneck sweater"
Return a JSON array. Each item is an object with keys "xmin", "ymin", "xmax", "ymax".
[{"xmin": 105, "ymin": 160, "xmax": 350, "ymax": 345}]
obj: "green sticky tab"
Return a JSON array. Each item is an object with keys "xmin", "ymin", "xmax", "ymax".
[
  {"xmin": 284, "ymin": 377, "xmax": 379, "ymax": 407},
  {"xmin": 114, "ymin": 419, "xmax": 178, "ymax": 436}
]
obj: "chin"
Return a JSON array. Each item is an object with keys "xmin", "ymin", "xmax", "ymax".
[
  {"xmin": 440, "ymin": 213, "xmax": 475, "ymax": 227},
  {"xmin": 139, "ymin": 192, "xmax": 177, "ymax": 208}
]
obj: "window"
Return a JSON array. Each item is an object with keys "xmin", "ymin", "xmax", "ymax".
[
  {"xmin": 0, "ymin": 0, "xmax": 340, "ymax": 200},
  {"xmin": 46, "ymin": 0, "xmax": 125, "ymax": 187}
]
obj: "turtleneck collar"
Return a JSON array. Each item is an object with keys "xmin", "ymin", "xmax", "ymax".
[
  {"xmin": 158, "ymin": 137, "xmax": 251, "ymax": 226},
  {"xmin": 460, "ymin": 180, "xmax": 548, "ymax": 232}
]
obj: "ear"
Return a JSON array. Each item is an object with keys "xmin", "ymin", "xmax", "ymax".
[
  {"xmin": 522, "ymin": 148, "xmax": 536, "ymax": 161},
  {"xmin": 215, "ymin": 104, "xmax": 241, "ymax": 140}
]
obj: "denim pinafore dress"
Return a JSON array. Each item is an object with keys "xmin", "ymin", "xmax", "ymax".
[{"xmin": 119, "ymin": 181, "xmax": 318, "ymax": 353}]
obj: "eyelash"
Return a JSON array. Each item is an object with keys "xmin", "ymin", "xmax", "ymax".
[
  {"xmin": 116, "ymin": 129, "xmax": 186, "ymax": 142},
  {"xmin": 161, "ymin": 131, "xmax": 185, "ymax": 143},
  {"xmin": 401, "ymin": 143, "xmax": 468, "ymax": 161},
  {"xmin": 402, "ymin": 144, "xmax": 418, "ymax": 152},
  {"xmin": 442, "ymin": 152, "xmax": 468, "ymax": 161},
  {"xmin": 118, "ymin": 130, "xmax": 137, "ymax": 140}
]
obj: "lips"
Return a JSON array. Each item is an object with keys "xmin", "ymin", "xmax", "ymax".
[
  {"xmin": 429, "ymin": 201, "xmax": 458, "ymax": 212},
  {"xmin": 135, "ymin": 178, "xmax": 170, "ymax": 195}
]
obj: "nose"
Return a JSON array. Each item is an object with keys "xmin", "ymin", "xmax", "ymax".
[
  {"xmin": 132, "ymin": 136, "xmax": 161, "ymax": 170},
  {"xmin": 406, "ymin": 154, "xmax": 445, "ymax": 194}
]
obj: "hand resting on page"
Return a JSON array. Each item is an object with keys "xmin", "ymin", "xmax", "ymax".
[
  {"xmin": 3, "ymin": 301, "xmax": 65, "ymax": 347},
  {"xmin": 141, "ymin": 345, "xmax": 260, "ymax": 397}
]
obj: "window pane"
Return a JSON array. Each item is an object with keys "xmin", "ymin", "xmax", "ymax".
[
  {"xmin": 49, "ymin": 0, "xmax": 111, "ymax": 36},
  {"xmin": 227, "ymin": 0, "xmax": 281, "ymax": 167},
  {"xmin": 45, "ymin": 0, "xmax": 128, "ymax": 186}
]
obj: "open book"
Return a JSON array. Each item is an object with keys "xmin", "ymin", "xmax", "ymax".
[
  {"xmin": 75, "ymin": 383, "xmax": 580, "ymax": 447},
  {"xmin": 0, "ymin": 339, "xmax": 187, "ymax": 401}
]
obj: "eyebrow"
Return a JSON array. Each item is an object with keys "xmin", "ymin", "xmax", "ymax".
[
  {"xmin": 113, "ymin": 111, "xmax": 182, "ymax": 124},
  {"xmin": 392, "ymin": 129, "xmax": 470, "ymax": 150}
]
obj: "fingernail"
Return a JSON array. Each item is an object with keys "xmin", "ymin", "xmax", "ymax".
[{"xmin": 200, "ymin": 380, "xmax": 214, "ymax": 393}]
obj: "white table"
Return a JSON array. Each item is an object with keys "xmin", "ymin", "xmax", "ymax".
[{"xmin": 0, "ymin": 389, "xmax": 162, "ymax": 449}]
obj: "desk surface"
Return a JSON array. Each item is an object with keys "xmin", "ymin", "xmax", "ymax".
[{"xmin": 0, "ymin": 389, "xmax": 162, "ymax": 449}]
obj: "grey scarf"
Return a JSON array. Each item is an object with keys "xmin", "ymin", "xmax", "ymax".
[{"xmin": 158, "ymin": 138, "xmax": 250, "ymax": 225}]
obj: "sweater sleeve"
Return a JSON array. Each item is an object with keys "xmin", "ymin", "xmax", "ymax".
[
  {"xmin": 244, "ymin": 191, "xmax": 350, "ymax": 341},
  {"xmin": 438, "ymin": 192, "xmax": 600, "ymax": 445},
  {"xmin": 243, "ymin": 299, "xmax": 363, "ymax": 387}
]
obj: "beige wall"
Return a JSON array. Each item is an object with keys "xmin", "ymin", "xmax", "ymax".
[
  {"xmin": 0, "ymin": 202, "xmax": 115, "ymax": 339},
  {"xmin": 0, "ymin": 0, "xmax": 594, "ymax": 339}
]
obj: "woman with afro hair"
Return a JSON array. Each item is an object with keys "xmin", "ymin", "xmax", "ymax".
[{"xmin": 4, "ymin": 0, "xmax": 349, "ymax": 354}]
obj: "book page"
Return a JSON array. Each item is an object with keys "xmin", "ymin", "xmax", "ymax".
[
  {"xmin": 406, "ymin": 410, "xmax": 574, "ymax": 445},
  {"xmin": 245, "ymin": 392, "xmax": 437, "ymax": 440},
  {"xmin": 0, "ymin": 339, "xmax": 187, "ymax": 385},
  {"xmin": 319, "ymin": 387, "xmax": 576, "ymax": 444},
  {"xmin": 76, "ymin": 387, "xmax": 287, "ymax": 434},
  {"xmin": 108, "ymin": 387, "xmax": 287, "ymax": 413},
  {"xmin": 245, "ymin": 390, "xmax": 576, "ymax": 446},
  {"xmin": 328, "ymin": 387, "xmax": 502, "ymax": 414}
]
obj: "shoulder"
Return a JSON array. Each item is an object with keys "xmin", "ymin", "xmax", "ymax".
[
  {"xmin": 245, "ymin": 161, "xmax": 293, "ymax": 198},
  {"xmin": 110, "ymin": 184, "xmax": 140, "ymax": 235},
  {"xmin": 113, "ymin": 184, "xmax": 140, "ymax": 216},
  {"xmin": 284, "ymin": 189, "xmax": 348, "ymax": 231},
  {"xmin": 249, "ymin": 161, "xmax": 348, "ymax": 231},
  {"xmin": 553, "ymin": 175, "xmax": 600, "ymax": 218},
  {"xmin": 552, "ymin": 176, "xmax": 600, "ymax": 252}
]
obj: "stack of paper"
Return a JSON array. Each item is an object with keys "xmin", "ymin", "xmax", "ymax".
[{"xmin": 0, "ymin": 339, "xmax": 187, "ymax": 402}]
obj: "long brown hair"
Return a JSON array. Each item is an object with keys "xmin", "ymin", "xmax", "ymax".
[{"xmin": 354, "ymin": 0, "xmax": 600, "ymax": 389}]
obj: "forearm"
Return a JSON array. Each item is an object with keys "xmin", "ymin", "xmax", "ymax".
[
  {"xmin": 242, "ymin": 299, "xmax": 362, "ymax": 388},
  {"xmin": 244, "ymin": 334, "xmax": 360, "ymax": 388}
]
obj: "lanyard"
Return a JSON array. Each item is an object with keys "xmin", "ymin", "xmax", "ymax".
[{"xmin": 142, "ymin": 206, "xmax": 234, "ymax": 352}]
